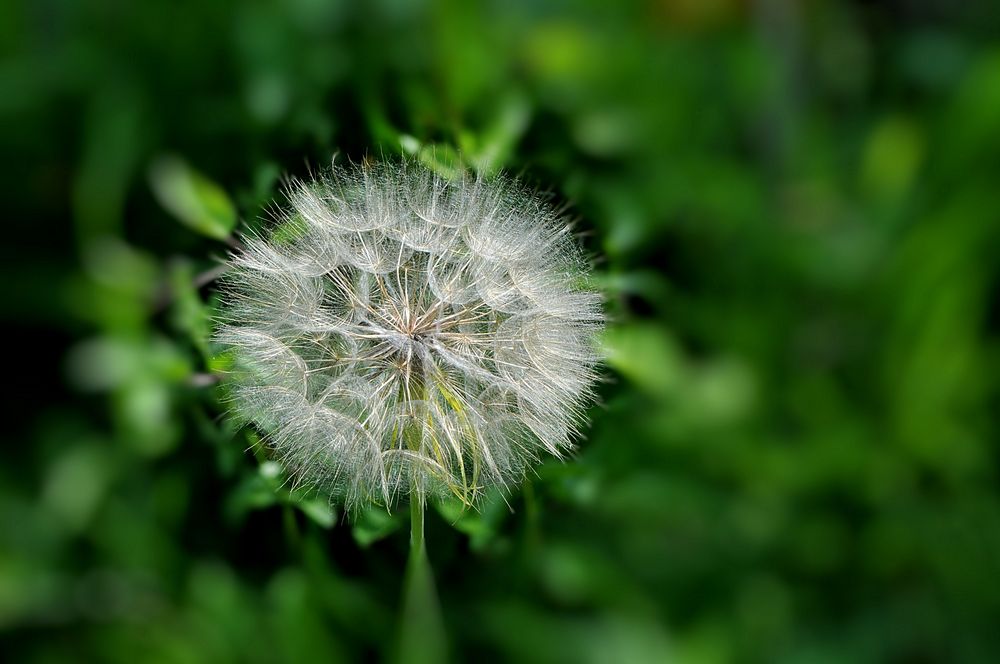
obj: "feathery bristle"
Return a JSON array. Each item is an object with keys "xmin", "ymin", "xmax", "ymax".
[{"xmin": 216, "ymin": 160, "xmax": 603, "ymax": 510}]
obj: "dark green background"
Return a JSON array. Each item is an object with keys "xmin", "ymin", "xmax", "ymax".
[{"xmin": 4, "ymin": 0, "xmax": 1000, "ymax": 661}]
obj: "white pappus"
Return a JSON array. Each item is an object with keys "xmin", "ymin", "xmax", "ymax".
[{"xmin": 215, "ymin": 160, "xmax": 603, "ymax": 510}]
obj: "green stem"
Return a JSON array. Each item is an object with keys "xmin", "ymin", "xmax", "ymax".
[{"xmin": 410, "ymin": 489, "xmax": 425, "ymax": 556}]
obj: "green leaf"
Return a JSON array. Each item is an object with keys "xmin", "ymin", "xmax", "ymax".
[
  {"xmin": 225, "ymin": 472, "xmax": 280, "ymax": 524},
  {"xmin": 114, "ymin": 377, "xmax": 180, "ymax": 457},
  {"xmin": 394, "ymin": 139, "xmax": 469, "ymax": 180},
  {"xmin": 602, "ymin": 325, "xmax": 685, "ymax": 398},
  {"xmin": 296, "ymin": 498, "xmax": 336, "ymax": 529},
  {"xmin": 462, "ymin": 91, "xmax": 531, "ymax": 175},
  {"xmin": 861, "ymin": 116, "xmax": 924, "ymax": 202},
  {"xmin": 351, "ymin": 505, "xmax": 402, "ymax": 548},
  {"xmin": 168, "ymin": 259, "xmax": 212, "ymax": 357},
  {"xmin": 149, "ymin": 155, "xmax": 237, "ymax": 240},
  {"xmin": 434, "ymin": 490, "xmax": 509, "ymax": 551}
]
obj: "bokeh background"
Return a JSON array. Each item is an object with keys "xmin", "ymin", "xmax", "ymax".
[{"xmin": 4, "ymin": 0, "xmax": 1000, "ymax": 661}]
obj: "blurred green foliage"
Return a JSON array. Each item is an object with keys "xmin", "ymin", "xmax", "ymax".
[{"xmin": 3, "ymin": 0, "xmax": 1000, "ymax": 662}]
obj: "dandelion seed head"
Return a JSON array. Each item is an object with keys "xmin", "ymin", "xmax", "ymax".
[{"xmin": 216, "ymin": 160, "xmax": 603, "ymax": 509}]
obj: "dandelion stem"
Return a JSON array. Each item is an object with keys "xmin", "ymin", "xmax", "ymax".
[{"xmin": 410, "ymin": 489, "xmax": 425, "ymax": 554}]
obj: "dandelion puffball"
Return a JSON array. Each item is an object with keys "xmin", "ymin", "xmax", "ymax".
[{"xmin": 216, "ymin": 161, "xmax": 603, "ymax": 509}]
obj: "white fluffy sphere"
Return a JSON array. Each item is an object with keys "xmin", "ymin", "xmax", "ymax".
[{"xmin": 216, "ymin": 161, "xmax": 602, "ymax": 509}]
